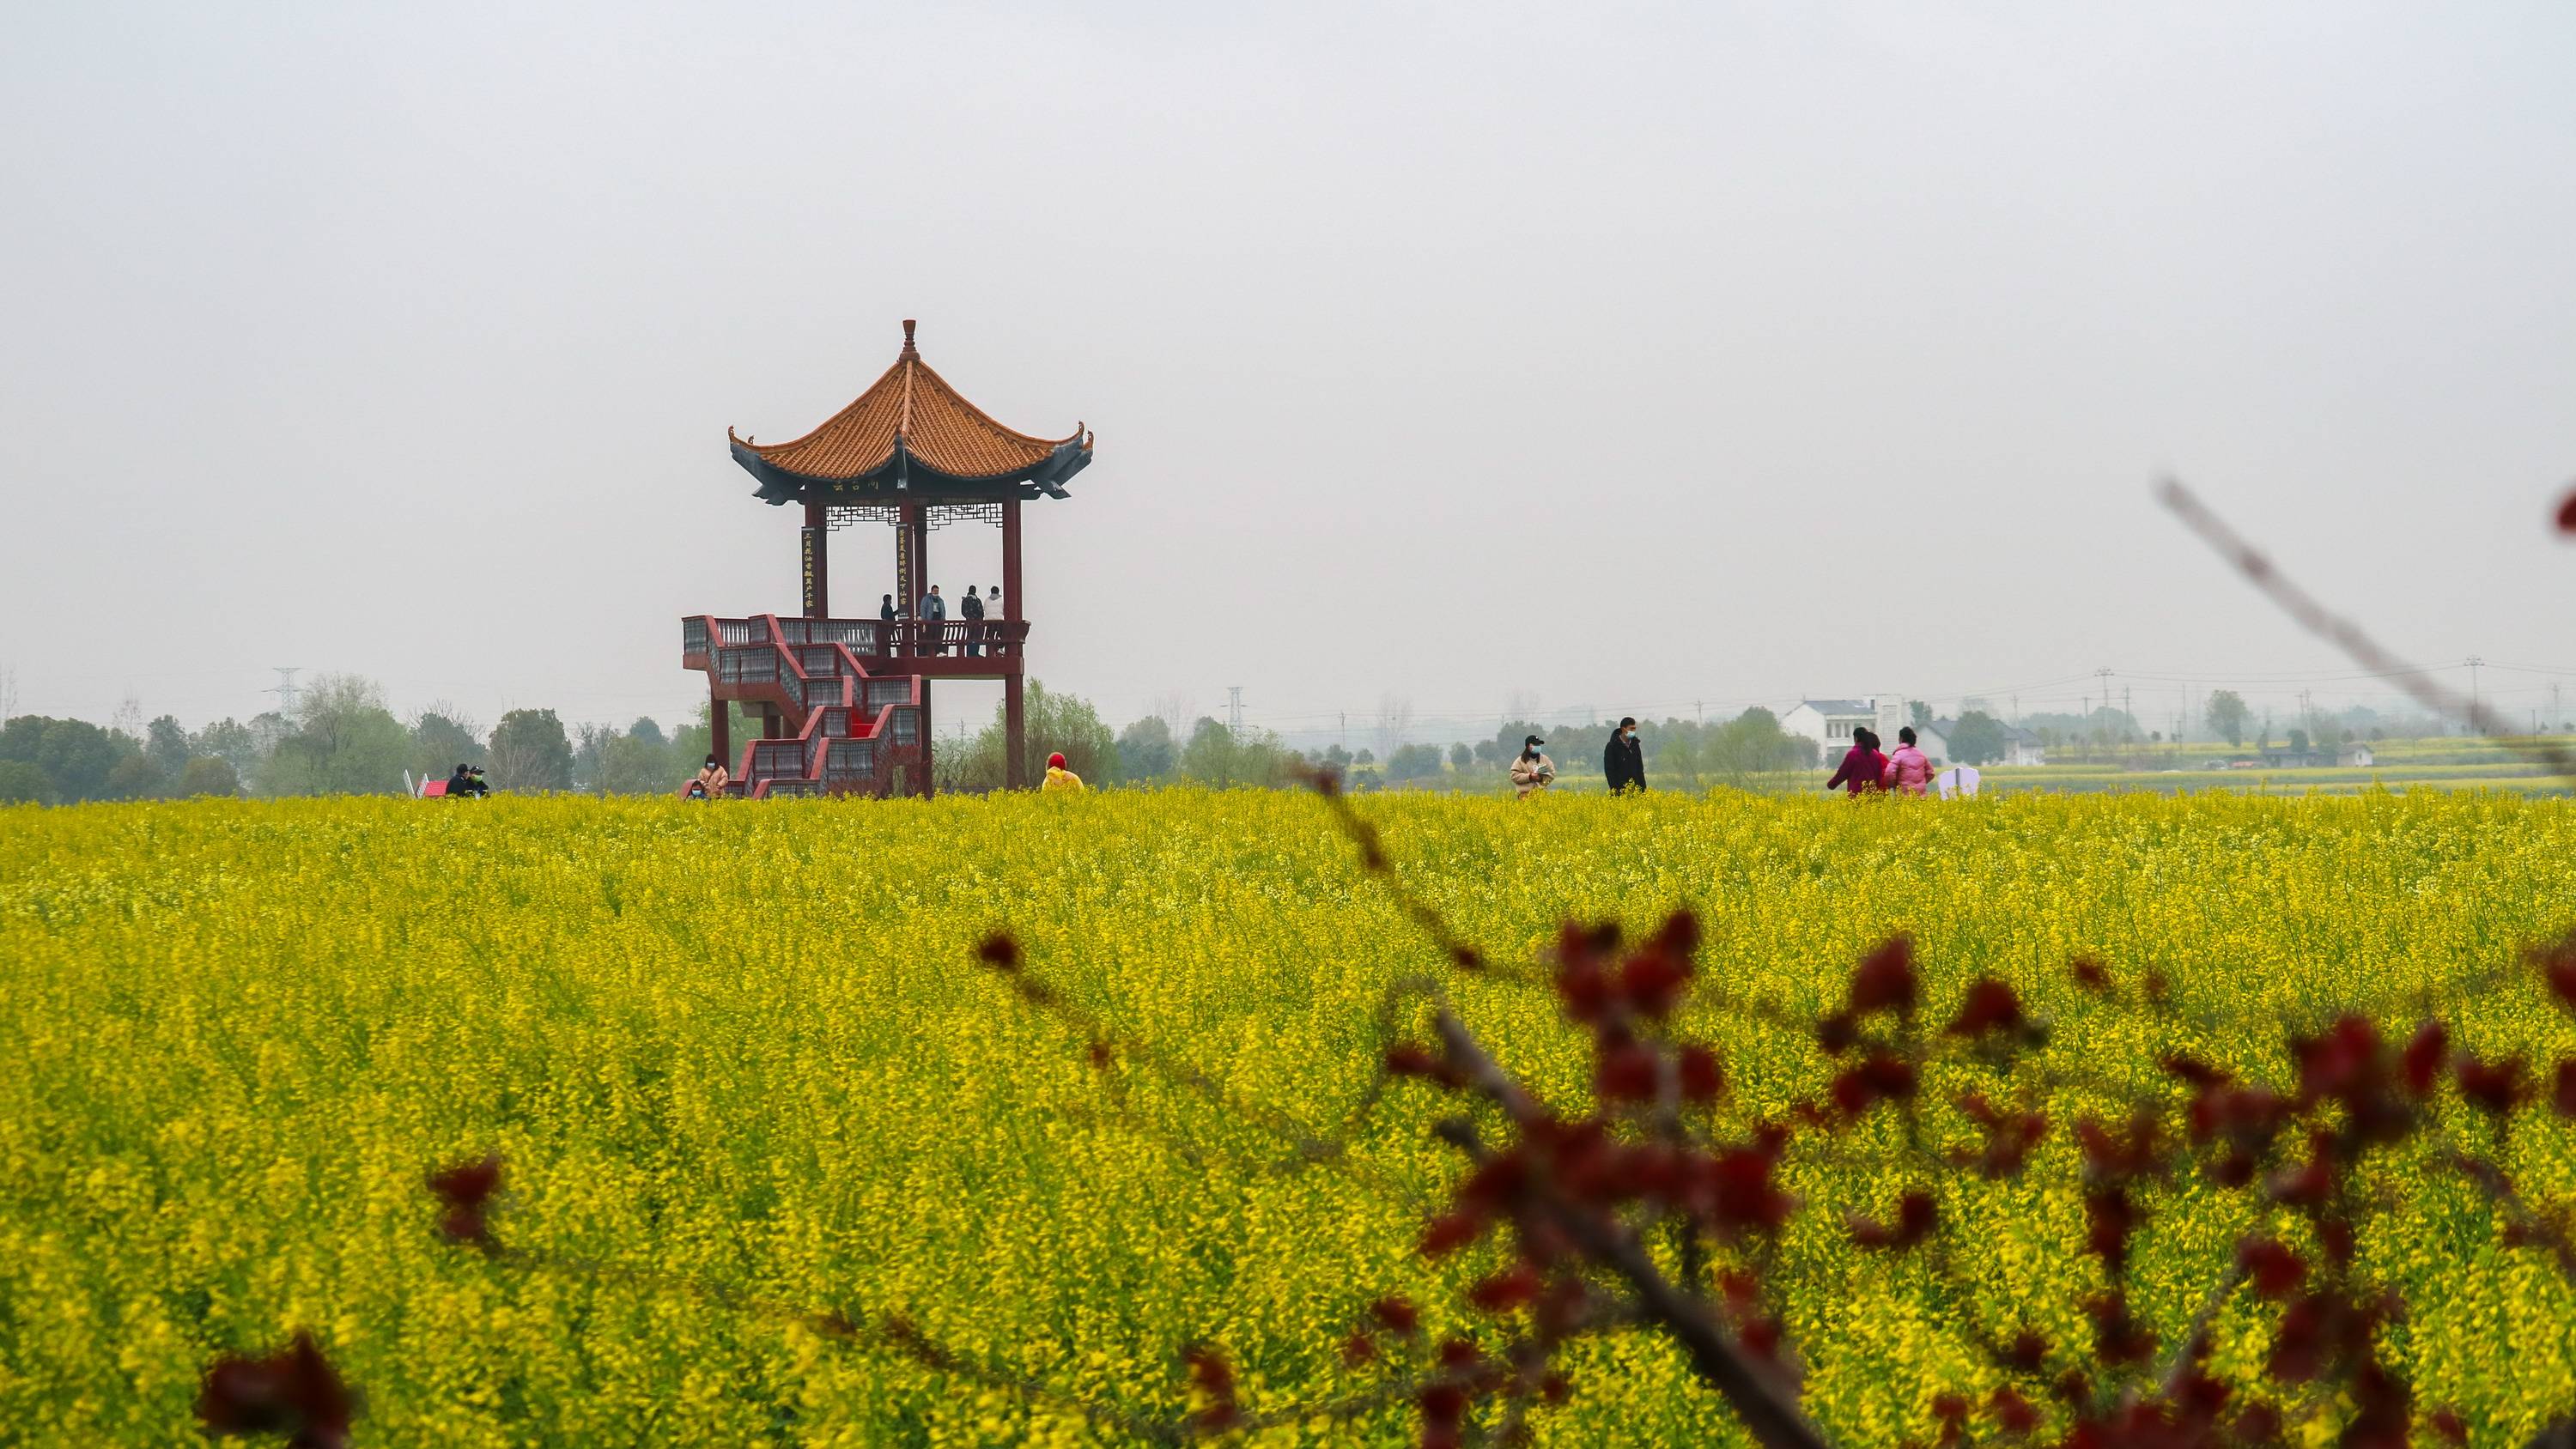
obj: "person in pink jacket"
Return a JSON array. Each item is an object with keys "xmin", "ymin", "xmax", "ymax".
[{"xmin": 1881, "ymin": 726, "xmax": 1935, "ymax": 797}]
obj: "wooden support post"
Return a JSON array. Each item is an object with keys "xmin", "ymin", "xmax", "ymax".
[
  {"xmin": 896, "ymin": 501, "xmax": 920, "ymax": 645},
  {"xmin": 920, "ymin": 680, "xmax": 935, "ymax": 798},
  {"xmin": 1005, "ymin": 676, "xmax": 1024, "ymax": 791},
  {"xmin": 801, "ymin": 500, "xmax": 829, "ymax": 618},
  {"xmin": 710, "ymin": 687, "xmax": 730, "ymax": 776},
  {"xmin": 1003, "ymin": 499, "xmax": 1026, "ymax": 789}
]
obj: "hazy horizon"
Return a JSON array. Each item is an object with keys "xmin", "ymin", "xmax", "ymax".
[{"xmin": 5, "ymin": 2, "xmax": 2572, "ymax": 744}]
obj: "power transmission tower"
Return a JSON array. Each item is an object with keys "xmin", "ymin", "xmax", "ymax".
[
  {"xmin": 2094, "ymin": 668, "xmax": 2113, "ymax": 724},
  {"xmin": 266, "ymin": 668, "xmax": 302, "ymax": 718},
  {"xmin": 1226, "ymin": 686, "xmax": 1244, "ymax": 734}
]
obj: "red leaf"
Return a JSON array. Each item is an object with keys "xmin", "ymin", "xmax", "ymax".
[
  {"xmin": 2401, "ymin": 1021, "xmax": 2449, "ymax": 1096},
  {"xmin": 973, "ymin": 933, "xmax": 1020, "ymax": 969},
  {"xmin": 1419, "ymin": 1213, "xmax": 1482, "ymax": 1258},
  {"xmin": 1467, "ymin": 1264, "xmax": 1540, "ymax": 1312},
  {"xmin": 1556, "ymin": 961, "xmax": 1613, "ymax": 1024},
  {"xmin": 2555, "ymin": 1059, "xmax": 2576, "ymax": 1119},
  {"xmin": 2431, "ymin": 1409, "xmax": 2470, "ymax": 1445},
  {"xmin": 1677, "ymin": 1046, "xmax": 1724, "ymax": 1102},
  {"xmin": 2069, "ymin": 958, "xmax": 2111, "ymax": 993},
  {"xmin": 2236, "ymin": 1237, "xmax": 2306, "ymax": 1299},
  {"xmin": 1946, "ymin": 979, "xmax": 2025, "ymax": 1037},
  {"xmin": 1990, "ymin": 1385, "xmax": 2038, "ymax": 1436},
  {"xmin": 1850, "ymin": 1191, "xmax": 1939, "ymax": 1251},
  {"xmin": 1816, "ymin": 1010, "xmax": 1859, "ymax": 1053},
  {"xmin": 2456, "ymin": 1053, "xmax": 2530, "ymax": 1115},
  {"xmin": 426, "ymin": 1155, "xmax": 502, "ymax": 1246},
  {"xmin": 1698, "ymin": 1148, "xmax": 1795, "ymax": 1234},
  {"xmin": 1849, "ymin": 936, "xmax": 1917, "ymax": 1016},
  {"xmin": 1184, "ymin": 1344, "xmax": 1237, "ymax": 1430},
  {"xmin": 1370, "ymin": 1297, "xmax": 1420, "ymax": 1335},
  {"xmin": 2002, "ymin": 1331, "xmax": 2049, "ymax": 1373},
  {"xmin": 1340, "ymin": 1331, "xmax": 1376, "ymax": 1365},
  {"xmin": 2292, "ymin": 1016, "xmax": 2383, "ymax": 1102},
  {"xmin": 2541, "ymin": 931, "xmax": 2576, "ymax": 1009},
  {"xmin": 1384, "ymin": 1045, "xmax": 1441, "ymax": 1078},
  {"xmin": 2558, "ymin": 486, "xmax": 2576, "ymax": 535},
  {"xmin": 1595, "ymin": 1040, "xmax": 1659, "ymax": 1101},
  {"xmin": 196, "ymin": 1331, "xmax": 355, "ymax": 1449},
  {"xmin": 1618, "ymin": 950, "xmax": 1691, "ymax": 1018}
]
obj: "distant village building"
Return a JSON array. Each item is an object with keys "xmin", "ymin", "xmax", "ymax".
[
  {"xmin": 1782, "ymin": 700, "xmax": 1880, "ymax": 753},
  {"xmin": 1919, "ymin": 717, "xmax": 2049, "ymax": 767},
  {"xmin": 2338, "ymin": 743, "xmax": 2375, "ymax": 767}
]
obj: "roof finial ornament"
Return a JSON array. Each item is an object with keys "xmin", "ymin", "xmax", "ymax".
[{"xmin": 901, "ymin": 318, "xmax": 917, "ymax": 357}]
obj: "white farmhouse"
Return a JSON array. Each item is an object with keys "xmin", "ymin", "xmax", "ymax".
[
  {"xmin": 1920, "ymin": 717, "xmax": 2049, "ymax": 767},
  {"xmin": 1782, "ymin": 700, "xmax": 1881, "ymax": 755}
]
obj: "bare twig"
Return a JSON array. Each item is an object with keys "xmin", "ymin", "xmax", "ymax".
[
  {"xmin": 2159, "ymin": 477, "xmax": 2576, "ymax": 778},
  {"xmin": 1429, "ymin": 1009, "xmax": 1832, "ymax": 1449}
]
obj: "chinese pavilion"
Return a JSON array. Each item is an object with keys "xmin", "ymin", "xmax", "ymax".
[{"xmin": 680, "ymin": 320, "xmax": 1093, "ymax": 797}]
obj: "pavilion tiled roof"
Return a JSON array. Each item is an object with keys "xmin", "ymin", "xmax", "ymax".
[{"xmin": 728, "ymin": 321, "xmax": 1091, "ymax": 498}]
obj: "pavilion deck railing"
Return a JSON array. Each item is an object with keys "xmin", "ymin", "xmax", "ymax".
[{"xmin": 683, "ymin": 615, "xmax": 1030, "ymax": 669}]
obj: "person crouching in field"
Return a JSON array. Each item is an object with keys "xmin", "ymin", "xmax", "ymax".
[
  {"xmin": 1510, "ymin": 734, "xmax": 1556, "ymax": 798},
  {"xmin": 1604, "ymin": 717, "xmax": 1645, "ymax": 794},
  {"xmin": 1882, "ymin": 726, "xmax": 1934, "ymax": 797},
  {"xmin": 1825, "ymin": 727, "xmax": 1888, "ymax": 797},
  {"xmin": 693, "ymin": 755, "xmax": 729, "ymax": 799},
  {"xmin": 1041, "ymin": 751, "xmax": 1084, "ymax": 793}
]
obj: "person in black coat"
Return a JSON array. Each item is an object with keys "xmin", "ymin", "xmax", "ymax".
[{"xmin": 1604, "ymin": 718, "xmax": 1645, "ymax": 794}]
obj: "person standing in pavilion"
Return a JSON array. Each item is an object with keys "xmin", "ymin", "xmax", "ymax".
[
  {"xmin": 960, "ymin": 585, "xmax": 986, "ymax": 657},
  {"xmin": 919, "ymin": 583, "xmax": 947, "ymax": 654},
  {"xmin": 1603, "ymin": 717, "xmax": 1645, "ymax": 794},
  {"xmin": 879, "ymin": 593, "xmax": 896, "ymax": 621}
]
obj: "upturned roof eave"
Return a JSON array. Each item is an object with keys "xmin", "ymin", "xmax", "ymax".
[{"xmin": 729, "ymin": 433, "xmax": 1092, "ymax": 506}]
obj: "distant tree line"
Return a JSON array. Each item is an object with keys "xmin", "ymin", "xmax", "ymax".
[
  {"xmin": 5, "ymin": 681, "xmax": 1847, "ymax": 806},
  {"xmin": 0, "ymin": 672, "xmax": 742, "ymax": 804}
]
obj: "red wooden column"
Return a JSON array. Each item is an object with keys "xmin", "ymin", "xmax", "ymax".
[
  {"xmin": 710, "ymin": 688, "xmax": 730, "ymax": 777},
  {"xmin": 1002, "ymin": 499, "xmax": 1025, "ymax": 789},
  {"xmin": 914, "ymin": 501, "xmax": 934, "ymax": 797},
  {"xmin": 801, "ymin": 500, "xmax": 829, "ymax": 618}
]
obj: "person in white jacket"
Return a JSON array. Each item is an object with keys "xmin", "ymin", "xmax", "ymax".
[{"xmin": 1509, "ymin": 734, "xmax": 1556, "ymax": 798}]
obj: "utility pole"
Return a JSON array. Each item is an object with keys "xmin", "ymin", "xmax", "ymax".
[
  {"xmin": 2552, "ymin": 683, "xmax": 2563, "ymax": 733},
  {"xmin": 2465, "ymin": 657, "xmax": 2484, "ymax": 726},
  {"xmin": 1695, "ymin": 698, "xmax": 1704, "ymax": 727},
  {"xmin": 1227, "ymin": 686, "xmax": 1244, "ymax": 735},
  {"xmin": 2122, "ymin": 686, "xmax": 2132, "ymax": 737},
  {"xmin": 2094, "ymin": 668, "xmax": 2114, "ymax": 725}
]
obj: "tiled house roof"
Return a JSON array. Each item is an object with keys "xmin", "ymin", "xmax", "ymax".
[{"xmin": 728, "ymin": 321, "xmax": 1092, "ymax": 502}]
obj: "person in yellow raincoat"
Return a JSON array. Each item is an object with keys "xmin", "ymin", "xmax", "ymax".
[{"xmin": 1040, "ymin": 750, "xmax": 1085, "ymax": 793}]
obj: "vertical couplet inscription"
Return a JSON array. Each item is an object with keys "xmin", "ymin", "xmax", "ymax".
[{"xmin": 799, "ymin": 527, "xmax": 819, "ymax": 617}]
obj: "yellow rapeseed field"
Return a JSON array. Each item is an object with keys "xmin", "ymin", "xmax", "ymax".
[{"xmin": 4, "ymin": 789, "xmax": 2575, "ymax": 1446}]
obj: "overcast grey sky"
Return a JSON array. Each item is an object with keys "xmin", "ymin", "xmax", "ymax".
[{"xmin": 3, "ymin": 1, "xmax": 2571, "ymax": 742}]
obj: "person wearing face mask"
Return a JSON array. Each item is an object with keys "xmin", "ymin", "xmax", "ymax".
[
  {"xmin": 1509, "ymin": 733, "xmax": 1556, "ymax": 798},
  {"xmin": 1604, "ymin": 717, "xmax": 1646, "ymax": 794}
]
